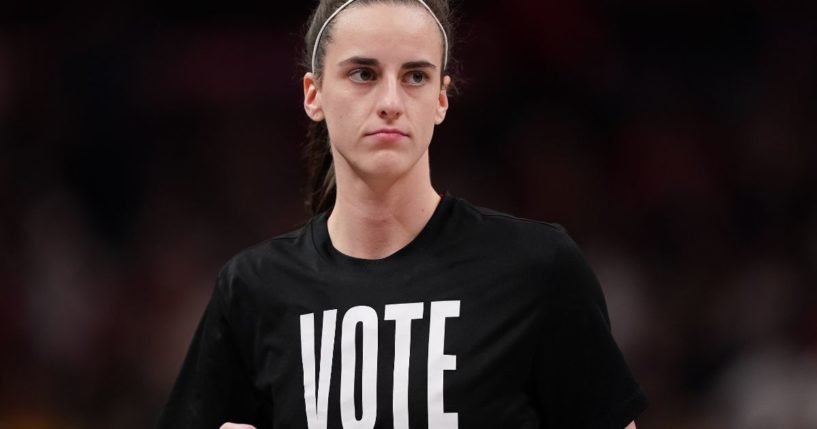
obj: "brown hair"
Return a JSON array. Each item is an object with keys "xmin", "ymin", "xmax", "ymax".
[{"xmin": 301, "ymin": 0, "xmax": 457, "ymax": 215}]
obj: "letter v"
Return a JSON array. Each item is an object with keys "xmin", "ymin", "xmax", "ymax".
[{"xmin": 300, "ymin": 310, "xmax": 337, "ymax": 429}]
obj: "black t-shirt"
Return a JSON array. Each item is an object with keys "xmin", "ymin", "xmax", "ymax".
[{"xmin": 157, "ymin": 191, "xmax": 647, "ymax": 429}]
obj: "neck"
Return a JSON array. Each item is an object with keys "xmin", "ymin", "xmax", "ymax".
[{"xmin": 327, "ymin": 152, "xmax": 440, "ymax": 260}]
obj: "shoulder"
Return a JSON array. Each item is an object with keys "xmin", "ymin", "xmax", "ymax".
[
  {"xmin": 449, "ymin": 194, "xmax": 576, "ymax": 256},
  {"xmin": 448, "ymin": 194, "xmax": 595, "ymax": 284},
  {"xmin": 224, "ymin": 223, "xmax": 307, "ymax": 270},
  {"xmin": 447, "ymin": 194, "xmax": 600, "ymax": 303},
  {"xmin": 215, "ymin": 220, "xmax": 314, "ymax": 298},
  {"xmin": 465, "ymin": 201, "xmax": 563, "ymax": 233}
]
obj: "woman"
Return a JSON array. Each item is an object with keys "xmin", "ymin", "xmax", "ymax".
[{"xmin": 157, "ymin": 0, "xmax": 647, "ymax": 428}]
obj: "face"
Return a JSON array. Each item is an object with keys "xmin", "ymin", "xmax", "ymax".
[{"xmin": 303, "ymin": 3, "xmax": 451, "ymax": 186}]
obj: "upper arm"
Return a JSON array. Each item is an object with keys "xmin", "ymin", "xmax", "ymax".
[
  {"xmin": 157, "ymin": 272, "xmax": 268, "ymax": 428},
  {"xmin": 531, "ymin": 228, "xmax": 647, "ymax": 427}
]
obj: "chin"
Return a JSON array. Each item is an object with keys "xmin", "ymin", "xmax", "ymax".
[{"xmin": 356, "ymin": 153, "xmax": 418, "ymax": 183}]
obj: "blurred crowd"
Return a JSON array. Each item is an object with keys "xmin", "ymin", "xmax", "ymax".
[{"xmin": 1, "ymin": 1, "xmax": 815, "ymax": 428}]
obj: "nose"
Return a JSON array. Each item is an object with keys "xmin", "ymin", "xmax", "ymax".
[{"xmin": 376, "ymin": 76, "xmax": 404, "ymax": 121}]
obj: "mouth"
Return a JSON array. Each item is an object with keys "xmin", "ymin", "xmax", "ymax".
[{"xmin": 366, "ymin": 128, "xmax": 409, "ymax": 138}]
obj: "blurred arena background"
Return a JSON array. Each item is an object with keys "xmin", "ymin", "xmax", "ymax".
[{"xmin": 1, "ymin": 0, "xmax": 816, "ymax": 427}]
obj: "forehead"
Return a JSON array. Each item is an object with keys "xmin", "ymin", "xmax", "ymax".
[{"xmin": 325, "ymin": 3, "xmax": 444, "ymax": 67}]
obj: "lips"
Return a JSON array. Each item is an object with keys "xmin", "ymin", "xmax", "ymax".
[{"xmin": 366, "ymin": 128, "xmax": 409, "ymax": 137}]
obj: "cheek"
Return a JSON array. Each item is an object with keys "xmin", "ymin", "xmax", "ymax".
[
  {"xmin": 321, "ymin": 96, "xmax": 348, "ymax": 134},
  {"xmin": 324, "ymin": 106, "xmax": 364, "ymax": 152},
  {"xmin": 325, "ymin": 91, "xmax": 364, "ymax": 125},
  {"xmin": 417, "ymin": 96, "xmax": 441, "ymax": 128}
]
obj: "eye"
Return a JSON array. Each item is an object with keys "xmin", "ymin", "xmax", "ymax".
[
  {"xmin": 404, "ymin": 71, "xmax": 428, "ymax": 86},
  {"xmin": 349, "ymin": 68, "xmax": 376, "ymax": 83}
]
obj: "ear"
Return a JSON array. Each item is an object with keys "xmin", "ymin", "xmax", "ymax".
[
  {"xmin": 435, "ymin": 75, "xmax": 451, "ymax": 125},
  {"xmin": 303, "ymin": 72, "xmax": 324, "ymax": 122}
]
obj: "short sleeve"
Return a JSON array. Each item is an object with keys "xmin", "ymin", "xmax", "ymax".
[
  {"xmin": 531, "ymin": 229, "xmax": 647, "ymax": 428},
  {"xmin": 156, "ymin": 269, "xmax": 270, "ymax": 428}
]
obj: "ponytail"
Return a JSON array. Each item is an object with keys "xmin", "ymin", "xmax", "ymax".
[{"xmin": 304, "ymin": 120, "xmax": 336, "ymax": 216}]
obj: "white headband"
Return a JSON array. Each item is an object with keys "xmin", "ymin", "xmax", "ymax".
[{"xmin": 311, "ymin": 0, "xmax": 449, "ymax": 73}]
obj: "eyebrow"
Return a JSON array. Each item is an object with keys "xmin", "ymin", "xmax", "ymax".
[{"xmin": 337, "ymin": 56, "xmax": 437, "ymax": 70}]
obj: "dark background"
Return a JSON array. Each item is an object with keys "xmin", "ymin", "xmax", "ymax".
[{"xmin": 1, "ymin": 0, "xmax": 816, "ymax": 428}]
